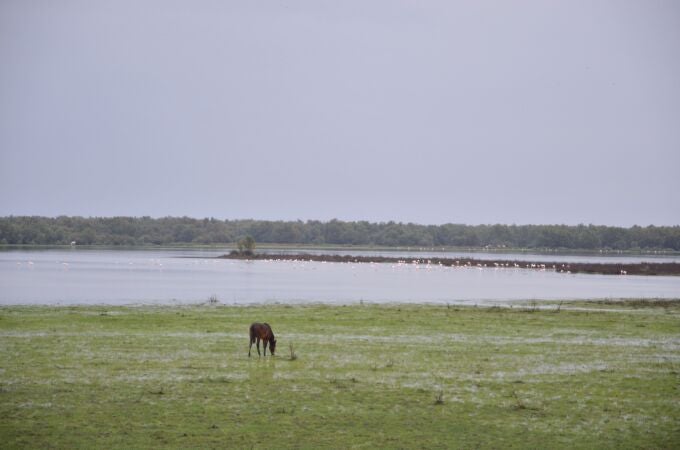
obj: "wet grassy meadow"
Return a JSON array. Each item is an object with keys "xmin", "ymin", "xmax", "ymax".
[{"xmin": 1, "ymin": 301, "xmax": 679, "ymax": 448}]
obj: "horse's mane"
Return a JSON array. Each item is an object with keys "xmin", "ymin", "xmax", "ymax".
[{"xmin": 264, "ymin": 323, "xmax": 275, "ymax": 339}]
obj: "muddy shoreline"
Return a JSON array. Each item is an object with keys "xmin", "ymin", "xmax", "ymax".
[{"xmin": 218, "ymin": 252, "xmax": 680, "ymax": 276}]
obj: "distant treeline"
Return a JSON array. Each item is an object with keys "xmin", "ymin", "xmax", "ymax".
[{"xmin": 1, "ymin": 216, "xmax": 679, "ymax": 251}]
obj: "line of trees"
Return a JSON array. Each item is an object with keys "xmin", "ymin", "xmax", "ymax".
[{"xmin": 0, "ymin": 216, "xmax": 679, "ymax": 251}]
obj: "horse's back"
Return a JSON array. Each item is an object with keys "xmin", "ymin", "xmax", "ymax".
[{"xmin": 250, "ymin": 322, "xmax": 272, "ymax": 339}]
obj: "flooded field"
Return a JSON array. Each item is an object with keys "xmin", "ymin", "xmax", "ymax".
[
  {"xmin": 1, "ymin": 303, "xmax": 679, "ymax": 448},
  {"xmin": 1, "ymin": 249, "xmax": 678, "ymax": 305}
]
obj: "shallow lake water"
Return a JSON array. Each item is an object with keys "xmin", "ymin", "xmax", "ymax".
[{"xmin": 1, "ymin": 249, "xmax": 678, "ymax": 305}]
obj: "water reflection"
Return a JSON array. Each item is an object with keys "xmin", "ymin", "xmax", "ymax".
[{"xmin": 1, "ymin": 249, "xmax": 679, "ymax": 305}]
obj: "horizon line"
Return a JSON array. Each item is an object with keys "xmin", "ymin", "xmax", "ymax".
[{"xmin": 1, "ymin": 214, "xmax": 678, "ymax": 229}]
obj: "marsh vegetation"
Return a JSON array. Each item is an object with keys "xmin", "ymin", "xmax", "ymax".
[{"xmin": 221, "ymin": 252, "xmax": 680, "ymax": 276}]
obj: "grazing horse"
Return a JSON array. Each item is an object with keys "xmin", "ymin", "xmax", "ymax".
[{"xmin": 249, "ymin": 322, "xmax": 277, "ymax": 357}]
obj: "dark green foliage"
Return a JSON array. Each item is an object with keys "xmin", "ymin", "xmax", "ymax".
[
  {"xmin": 235, "ymin": 235, "xmax": 256, "ymax": 255},
  {"xmin": 0, "ymin": 216, "xmax": 679, "ymax": 250}
]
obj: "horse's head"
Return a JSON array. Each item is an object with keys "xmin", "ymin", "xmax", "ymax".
[{"xmin": 270, "ymin": 338, "xmax": 277, "ymax": 355}]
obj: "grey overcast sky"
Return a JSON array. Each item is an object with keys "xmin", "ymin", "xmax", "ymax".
[{"xmin": 1, "ymin": 1, "xmax": 679, "ymax": 226}]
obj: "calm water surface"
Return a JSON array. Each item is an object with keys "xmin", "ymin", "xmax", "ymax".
[{"xmin": 1, "ymin": 249, "xmax": 678, "ymax": 305}]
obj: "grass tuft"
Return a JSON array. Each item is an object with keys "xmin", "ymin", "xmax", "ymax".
[{"xmin": 434, "ymin": 390, "xmax": 445, "ymax": 405}]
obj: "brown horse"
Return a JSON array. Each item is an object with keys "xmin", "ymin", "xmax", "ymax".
[{"xmin": 248, "ymin": 322, "xmax": 277, "ymax": 357}]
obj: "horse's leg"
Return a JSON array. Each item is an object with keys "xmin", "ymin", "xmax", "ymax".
[
  {"xmin": 248, "ymin": 337, "xmax": 253, "ymax": 357},
  {"xmin": 263, "ymin": 340, "xmax": 268, "ymax": 356},
  {"xmin": 256, "ymin": 337, "xmax": 261, "ymax": 357}
]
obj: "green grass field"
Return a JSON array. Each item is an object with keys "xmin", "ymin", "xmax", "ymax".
[{"xmin": 1, "ymin": 301, "xmax": 679, "ymax": 449}]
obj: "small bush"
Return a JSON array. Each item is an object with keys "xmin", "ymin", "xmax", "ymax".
[{"xmin": 512, "ymin": 390, "xmax": 526, "ymax": 410}]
